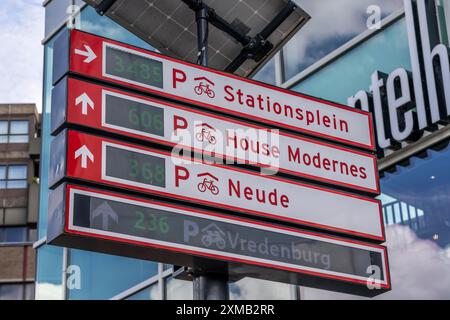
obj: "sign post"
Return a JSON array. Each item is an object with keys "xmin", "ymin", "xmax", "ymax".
[
  {"xmin": 46, "ymin": 27, "xmax": 390, "ymax": 299},
  {"xmin": 191, "ymin": 7, "xmax": 230, "ymax": 300}
]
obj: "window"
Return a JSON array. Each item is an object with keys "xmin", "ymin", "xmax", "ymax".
[
  {"xmin": 229, "ymin": 278, "xmax": 292, "ymax": 300},
  {"xmin": 0, "ymin": 227, "xmax": 27, "ymax": 243},
  {"xmin": 125, "ymin": 284, "xmax": 159, "ymax": 300},
  {"xmin": 282, "ymin": 0, "xmax": 403, "ymax": 81},
  {"xmin": 437, "ymin": 0, "xmax": 450, "ymax": 45},
  {"xmin": 0, "ymin": 284, "xmax": 23, "ymax": 300},
  {"xmin": 0, "ymin": 227, "xmax": 35, "ymax": 244},
  {"xmin": 44, "ymin": 0, "xmax": 72, "ymax": 38},
  {"xmin": 0, "ymin": 120, "xmax": 29, "ymax": 143},
  {"xmin": 290, "ymin": 18, "xmax": 410, "ymax": 105},
  {"xmin": 67, "ymin": 249, "xmax": 159, "ymax": 299},
  {"xmin": 0, "ymin": 165, "xmax": 27, "ymax": 189},
  {"xmin": 252, "ymin": 57, "xmax": 277, "ymax": 85},
  {"xmin": 165, "ymin": 277, "xmax": 192, "ymax": 300},
  {"xmin": 0, "ymin": 208, "xmax": 27, "ymax": 225},
  {"xmin": 0, "ymin": 283, "xmax": 34, "ymax": 300}
]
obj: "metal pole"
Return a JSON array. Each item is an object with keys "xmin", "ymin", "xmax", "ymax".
[
  {"xmin": 192, "ymin": 258, "xmax": 229, "ymax": 300},
  {"xmin": 192, "ymin": 2, "xmax": 229, "ymax": 300},
  {"xmin": 195, "ymin": 3, "xmax": 208, "ymax": 66}
]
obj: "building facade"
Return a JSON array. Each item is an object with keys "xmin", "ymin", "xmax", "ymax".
[
  {"xmin": 0, "ymin": 103, "xmax": 40, "ymax": 300},
  {"xmin": 36, "ymin": 0, "xmax": 450, "ymax": 299}
]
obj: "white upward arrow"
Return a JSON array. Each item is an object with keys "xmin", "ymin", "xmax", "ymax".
[
  {"xmin": 74, "ymin": 45, "xmax": 97, "ymax": 63},
  {"xmin": 75, "ymin": 93, "xmax": 94, "ymax": 115},
  {"xmin": 91, "ymin": 201, "xmax": 119, "ymax": 230},
  {"xmin": 74, "ymin": 145, "xmax": 94, "ymax": 169}
]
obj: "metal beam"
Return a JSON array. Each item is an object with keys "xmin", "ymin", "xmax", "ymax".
[
  {"xmin": 225, "ymin": 1, "xmax": 297, "ymax": 73},
  {"xmin": 95, "ymin": 0, "xmax": 117, "ymax": 16},
  {"xmin": 378, "ymin": 125, "xmax": 450, "ymax": 171}
]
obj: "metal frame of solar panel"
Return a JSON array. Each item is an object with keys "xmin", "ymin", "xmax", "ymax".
[{"xmin": 85, "ymin": 0, "xmax": 310, "ymax": 77}]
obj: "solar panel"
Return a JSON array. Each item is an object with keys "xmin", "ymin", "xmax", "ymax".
[{"xmin": 82, "ymin": 0, "xmax": 310, "ymax": 77}]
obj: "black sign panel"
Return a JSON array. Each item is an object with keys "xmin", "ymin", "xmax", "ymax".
[
  {"xmin": 47, "ymin": 183, "xmax": 390, "ymax": 297},
  {"xmin": 105, "ymin": 145, "xmax": 166, "ymax": 188},
  {"xmin": 104, "ymin": 93, "xmax": 165, "ymax": 137},
  {"xmin": 104, "ymin": 46, "xmax": 164, "ymax": 88}
]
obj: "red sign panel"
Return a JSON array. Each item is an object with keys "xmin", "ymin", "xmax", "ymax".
[
  {"xmin": 60, "ymin": 29, "xmax": 376, "ymax": 150},
  {"xmin": 51, "ymin": 130, "xmax": 385, "ymax": 241},
  {"xmin": 56, "ymin": 77, "xmax": 379, "ymax": 194}
]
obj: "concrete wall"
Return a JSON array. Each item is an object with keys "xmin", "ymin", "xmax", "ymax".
[{"xmin": 0, "ymin": 245, "xmax": 35, "ymax": 282}]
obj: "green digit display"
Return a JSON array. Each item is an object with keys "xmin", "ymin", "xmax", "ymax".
[
  {"xmin": 134, "ymin": 210, "xmax": 169, "ymax": 234},
  {"xmin": 104, "ymin": 94, "xmax": 165, "ymax": 137},
  {"xmin": 128, "ymin": 159, "xmax": 165, "ymax": 185},
  {"xmin": 106, "ymin": 46, "xmax": 163, "ymax": 88},
  {"xmin": 127, "ymin": 106, "xmax": 163, "ymax": 131},
  {"xmin": 134, "ymin": 211, "xmax": 146, "ymax": 230},
  {"xmin": 129, "ymin": 159, "xmax": 139, "ymax": 178},
  {"xmin": 113, "ymin": 54, "xmax": 125, "ymax": 73},
  {"xmin": 105, "ymin": 146, "xmax": 166, "ymax": 188},
  {"xmin": 128, "ymin": 107, "xmax": 140, "ymax": 126}
]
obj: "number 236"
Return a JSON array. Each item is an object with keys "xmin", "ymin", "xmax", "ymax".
[{"xmin": 135, "ymin": 211, "xmax": 169, "ymax": 234}]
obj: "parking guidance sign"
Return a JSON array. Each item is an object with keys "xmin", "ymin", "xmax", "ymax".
[
  {"xmin": 49, "ymin": 130, "xmax": 384, "ymax": 241},
  {"xmin": 47, "ymin": 184, "xmax": 390, "ymax": 296},
  {"xmin": 53, "ymin": 29, "xmax": 375, "ymax": 150},
  {"xmin": 52, "ymin": 77, "xmax": 379, "ymax": 194}
]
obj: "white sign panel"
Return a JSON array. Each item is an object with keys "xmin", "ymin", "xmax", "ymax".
[
  {"xmin": 100, "ymin": 140, "xmax": 384, "ymax": 241},
  {"xmin": 52, "ymin": 131, "xmax": 384, "ymax": 241}
]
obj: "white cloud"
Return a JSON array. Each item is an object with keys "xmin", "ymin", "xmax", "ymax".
[
  {"xmin": 230, "ymin": 277, "xmax": 292, "ymax": 300},
  {"xmin": 35, "ymin": 283, "xmax": 63, "ymax": 300},
  {"xmin": 301, "ymin": 225, "xmax": 450, "ymax": 300},
  {"xmin": 229, "ymin": 224, "xmax": 450, "ymax": 300},
  {"xmin": 285, "ymin": 0, "xmax": 403, "ymax": 72},
  {"xmin": 0, "ymin": 0, "xmax": 44, "ymax": 112}
]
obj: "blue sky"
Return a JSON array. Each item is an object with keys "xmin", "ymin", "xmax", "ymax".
[
  {"xmin": 0, "ymin": 0, "xmax": 404, "ymax": 114},
  {"xmin": 0, "ymin": 0, "xmax": 44, "ymax": 111}
]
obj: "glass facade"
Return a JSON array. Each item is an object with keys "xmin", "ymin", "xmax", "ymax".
[
  {"xmin": 125, "ymin": 284, "xmax": 159, "ymax": 300},
  {"xmin": 283, "ymin": 0, "xmax": 404, "ymax": 81},
  {"xmin": 291, "ymin": 17, "xmax": 411, "ymax": 104},
  {"xmin": 230, "ymin": 278, "xmax": 292, "ymax": 300},
  {"xmin": 35, "ymin": 245, "xmax": 63, "ymax": 300},
  {"xmin": 252, "ymin": 57, "xmax": 277, "ymax": 85},
  {"xmin": 284, "ymin": 1, "xmax": 450, "ymax": 300},
  {"xmin": 300, "ymin": 143, "xmax": 450, "ymax": 299},
  {"xmin": 36, "ymin": 0, "xmax": 450, "ymax": 300},
  {"xmin": 67, "ymin": 250, "xmax": 158, "ymax": 300}
]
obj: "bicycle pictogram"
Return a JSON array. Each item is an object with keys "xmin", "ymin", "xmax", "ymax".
[
  {"xmin": 196, "ymin": 123, "xmax": 216, "ymax": 144},
  {"xmin": 201, "ymin": 224, "xmax": 226, "ymax": 249},
  {"xmin": 194, "ymin": 77, "xmax": 216, "ymax": 98},
  {"xmin": 197, "ymin": 172, "xmax": 220, "ymax": 195}
]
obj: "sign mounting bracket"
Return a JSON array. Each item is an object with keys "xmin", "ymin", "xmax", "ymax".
[
  {"xmin": 181, "ymin": 0, "xmax": 297, "ymax": 73},
  {"xmin": 95, "ymin": 0, "xmax": 117, "ymax": 16}
]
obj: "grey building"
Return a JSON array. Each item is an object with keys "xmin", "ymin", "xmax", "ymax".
[{"xmin": 0, "ymin": 103, "xmax": 40, "ymax": 300}]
